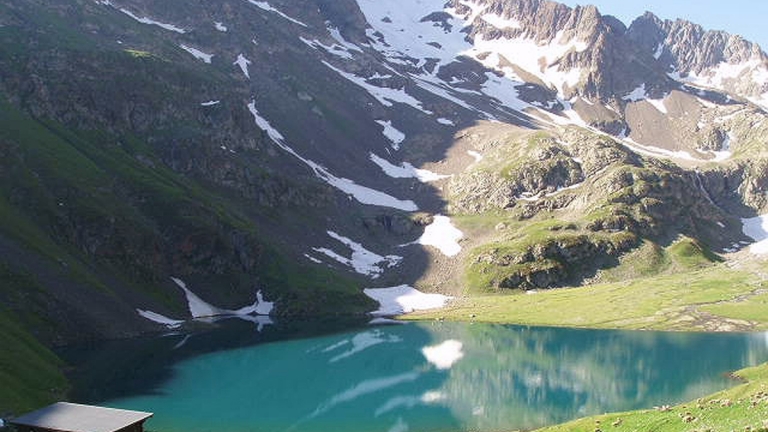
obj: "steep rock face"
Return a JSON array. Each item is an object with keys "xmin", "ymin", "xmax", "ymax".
[
  {"xmin": 628, "ymin": 12, "xmax": 768, "ymax": 107},
  {"xmin": 454, "ymin": 0, "xmax": 671, "ymax": 100}
]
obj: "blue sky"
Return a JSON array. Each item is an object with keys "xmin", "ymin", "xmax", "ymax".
[{"xmin": 559, "ymin": 0, "xmax": 768, "ymax": 51}]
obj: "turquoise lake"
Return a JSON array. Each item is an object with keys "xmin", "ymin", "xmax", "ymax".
[{"xmin": 61, "ymin": 320, "xmax": 768, "ymax": 432}]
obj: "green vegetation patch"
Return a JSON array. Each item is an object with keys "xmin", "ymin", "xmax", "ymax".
[
  {"xmin": 407, "ymin": 261, "xmax": 768, "ymax": 332},
  {"xmin": 536, "ymin": 362, "xmax": 768, "ymax": 432},
  {"xmin": 700, "ymin": 291, "xmax": 768, "ymax": 324},
  {"xmin": 464, "ymin": 217, "xmax": 637, "ymax": 292},
  {"xmin": 0, "ymin": 308, "xmax": 68, "ymax": 417}
]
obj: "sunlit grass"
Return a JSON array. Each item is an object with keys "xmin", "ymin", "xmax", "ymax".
[
  {"xmin": 535, "ymin": 362, "xmax": 768, "ymax": 432},
  {"xmin": 406, "ymin": 260, "xmax": 768, "ymax": 332}
]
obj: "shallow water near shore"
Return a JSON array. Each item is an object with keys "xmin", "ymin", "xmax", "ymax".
[{"xmin": 61, "ymin": 320, "xmax": 768, "ymax": 432}]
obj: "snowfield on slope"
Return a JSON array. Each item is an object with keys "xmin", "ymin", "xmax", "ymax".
[
  {"xmin": 364, "ymin": 285, "xmax": 452, "ymax": 316},
  {"xmin": 413, "ymin": 215, "xmax": 464, "ymax": 257},
  {"xmin": 247, "ymin": 102, "xmax": 418, "ymax": 211},
  {"xmin": 313, "ymin": 231, "xmax": 402, "ymax": 278}
]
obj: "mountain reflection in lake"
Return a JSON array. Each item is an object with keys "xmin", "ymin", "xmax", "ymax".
[{"xmin": 62, "ymin": 321, "xmax": 768, "ymax": 432}]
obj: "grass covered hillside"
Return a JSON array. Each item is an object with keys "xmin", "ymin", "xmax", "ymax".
[{"xmin": 536, "ymin": 362, "xmax": 768, "ymax": 432}]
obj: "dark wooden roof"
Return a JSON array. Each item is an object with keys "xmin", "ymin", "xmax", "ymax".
[{"xmin": 11, "ymin": 402, "xmax": 152, "ymax": 432}]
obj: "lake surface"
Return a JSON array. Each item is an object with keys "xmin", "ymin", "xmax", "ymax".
[{"xmin": 61, "ymin": 320, "xmax": 768, "ymax": 432}]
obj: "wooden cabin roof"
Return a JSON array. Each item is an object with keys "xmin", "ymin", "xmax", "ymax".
[{"xmin": 11, "ymin": 402, "xmax": 152, "ymax": 432}]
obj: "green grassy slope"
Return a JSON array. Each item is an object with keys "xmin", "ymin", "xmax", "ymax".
[
  {"xmin": 407, "ymin": 239, "xmax": 767, "ymax": 332},
  {"xmin": 536, "ymin": 362, "xmax": 768, "ymax": 432},
  {"xmin": 0, "ymin": 264, "xmax": 68, "ymax": 417}
]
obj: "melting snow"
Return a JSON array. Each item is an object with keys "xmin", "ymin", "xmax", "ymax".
[
  {"xmin": 300, "ymin": 37, "xmax": 355, "ymax": 60},
  {"xmin": 304, "ymin": 253, "xmax": 323, "ymax": 264},
  {"xmin": 322, "ymin": 61, "xmax": 432, "ymax": 114},
  {"xmin": 480, "ymin": 13, "xmax": 521, "ymax": 29},
  {"xmin": 247, "ymin": 102, "xmax": 418, "ymax": 211},
  {"xmin": 313, "ymin": 231, "xmax": 402, "ymax": 278},
  {"xmin": 619, "ymin": 136, "xmax": 697, "ymax": 161},
  {"xmin": 557, "ymin": 99, "xmax": 589, "ymax": 128},
  {"xmin": 416, "ymin": 215, "xmax": 463, "ymax": 257},
  {"xmin": 742, "ymin": 215, "xmax": 768, "ymax": 255},
  {"xmin": 670, "ymin": 58, "xmax": 768, "ymax": 110},
  {"xmin": 364, "ymin": 285, "xmax": 452, "ymax": 316},
  {"xmin": 136, "ymin": 309, "xmax": 184, "ymax": 328},
  {"xmin": 118, "ymin": 8, "xmax": 186, "ymax": 33},
  {"xmin": 623, "ymin": 85, "xmax": 648, "ymax": 102},
  {"xmin": 623, "ymin": 84, "xmax": 668, "ymax": 113},
  {"xmin": 328, "ymin": 26, "xmax": 363, "ymax": 53},
  {"xmin": 180, "ymin": 44, "xmax": 213, "ymax": 63},
  {"xmin": 375, "ymin": 120, "xmax": 406, "ymax": 150},
  {"xmin": 214, "ymin": 21, "xmax": 228, "ymax": 32},
  {"xmin": 480, "ymin": 71, "xmax": 530, "ymax": 111},
  {"xmin": 170, "ymin": 277, "xmax": 273, "ymax": 318},
  {"xmin": 233, "ymin": 53, "xmax": 251, "ymax": 78},
  {"xmin": 647, "ymin": 98, "xmax": 668, "ymax": 114},
  {"xmin": 422, "ymin": 340, "xmax": 464, "ymax": 369},
  {"xmin": 245, "ymin": 0, "xmax": 308, "ymax": 27},
  {"xmin": 369, "ymin": 153, "xmax": 450, "ymax": 182},
  {"xmin": 467, "ymin": 32, "xmax": 587, "ymax": 97}
]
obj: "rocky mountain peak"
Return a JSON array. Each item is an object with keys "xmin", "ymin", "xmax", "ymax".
[
  {"xmin": 629, "ymin": 12, "xmax": 767, "ymax": 73},
  {"xmin": 627, "ymin": 12, "xmax": 768, "ymax": 107},
  {"xmin": 443, "ymin": 0, "xmax": 668, "ymax": 101}
]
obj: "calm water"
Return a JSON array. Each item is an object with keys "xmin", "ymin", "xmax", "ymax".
[{"xmin": 61, "ymin": 320, "xmax": 768, "ymax": 432}]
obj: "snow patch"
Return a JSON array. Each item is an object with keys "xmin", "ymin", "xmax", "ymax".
[
  {"xmin": 364, "ymin": 285, "xmax": 452, "ymax": 316},
  {"xmin": 300, "ymin": 37, "xmax": 355, "ymax": 60},
  {"xmin": 416, "ymin": 215, "xmax": 463, "ymax": 257},
  {"xmin": 623, "ymin": 84, "xmax": 668, "ymax": 113},
  {"xmin": 313, "ymin": 231, "xmax": 402, "ymax": 278},
  {"xmin": 480, "ymin": 71, "xmax": 530, "ymax": 111},
  {"xmin": 369, "ymin": 153, "xmax": 450, "ymax": 182},
  {"xmin": 180, "ymin": 44, "xmax": 212, "ymax": 63},
  {"xmin": 118, "ymin": 8, "xmax": 186, "ymax": 33},
  {"xmin": 467, "ymin": 32, "xmax": 587, "ymax": 97},
  {"xmin": 328, "ymin": 26, "xmax": 363, "ymax": 53},
  {"xmin": 436, "ymin": 118, "xmax": 455, "ymax": 126},
  {"xmin": 375, "ymin": 120, "xmax": 406, "ymax": 150},
  {"xmin": 233, "ymin": 53, "xmax": 251, "ymax": 79},
  {"xmin": 304, "ymin": 253, "xmax": 323, "ymax": 264},
  {"xmin": 170, "ymin": 277, "xmax": 273, "ymax": 318},
  {"xmin": 136, "ymin": 309, "xmax": 184, "ymax": 328},
  {"xmin": 481, "ymin": 13, "xmax": 521, "ymax": 29},
  {"xmin": 742, "ymin": 215, "xmax": 768, "ymax": 255},
  {"xmin": 200, "ymin": 100, "xmax": 220, "ymax": 106},
  {"xmin": 244, "ymin": 0, "xmax": 308, "ymax": 27},
  {"xmin": 214, "ymin": 21, "xmax": 228, "ymax": 32},
  {"xmin": 422, "ymin": 340, "xmax": 464, "ymax": 369},
  {"xmin": 322, "ymin": 61, "xmax": 432, "ymax": 114},
  {"xmin": 247, "ymin": 102, "xmax": 418, "ymax": 211}
]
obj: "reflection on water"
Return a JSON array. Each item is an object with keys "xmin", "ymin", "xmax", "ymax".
[{"xmin": 62, "ymin": 321, "xmax": 768, "ymax": 432}]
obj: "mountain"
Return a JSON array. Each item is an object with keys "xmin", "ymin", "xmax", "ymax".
[
  {"xmin": 1, "ymin": 0, "xmax": 767, "ymax": 415},
  {"xmin": 628, "ymin": 11, "xmax": 768, "ymax": 108}
]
